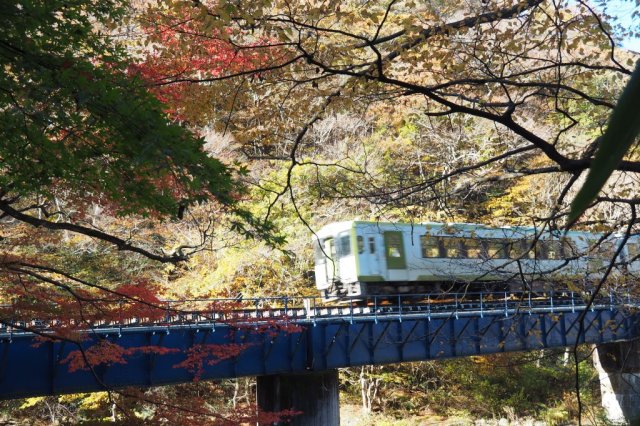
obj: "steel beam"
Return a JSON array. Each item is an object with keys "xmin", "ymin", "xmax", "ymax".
[{"xmin": 0, "ymin": 307, "xmax": 638, "ymax": 399}]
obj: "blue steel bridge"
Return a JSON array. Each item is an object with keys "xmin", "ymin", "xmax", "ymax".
[{"xmin": 0, "ymin": 291, "xmax": 639, "ymax": 400}]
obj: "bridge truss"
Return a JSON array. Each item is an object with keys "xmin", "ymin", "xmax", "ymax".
[{"xmin": 0, "ymin": 291, "xmax": 638, "ymax": 399}]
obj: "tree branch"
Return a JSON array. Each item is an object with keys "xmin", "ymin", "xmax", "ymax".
[{"xmin": 0, "ymin": 198, "xmax": 186, "ymax": 263}]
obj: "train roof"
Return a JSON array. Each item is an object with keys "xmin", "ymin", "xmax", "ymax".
[{"xmin": 315, "ymin": 220, "xmax": 608, "ymax": 239}]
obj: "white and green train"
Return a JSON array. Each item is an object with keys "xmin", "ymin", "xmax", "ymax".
[{"xmin": 313, "ymin": 221, "xmax": 640, "ymax": 298}]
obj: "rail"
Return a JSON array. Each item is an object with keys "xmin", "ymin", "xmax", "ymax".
[{"xmin": 0, "ymin": 290, "xmax": 637, "ymax": 338}]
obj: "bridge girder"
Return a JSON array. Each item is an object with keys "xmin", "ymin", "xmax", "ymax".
[{"xmin": 0, "ymin": 306, "xmax": 637, "ymax": 399}]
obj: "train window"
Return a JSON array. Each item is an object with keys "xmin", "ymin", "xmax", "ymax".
[
  {"xmin": 587, "ymin": 239, "xmax": 615, "ymax": 260},
  {"xmin": 466, "ymin": 239, "xmax": 482, "ymax": 258},
  {"xmin": 388, "ymin": 244, "xmax": 401, "ymax": 257},
  {"xmin": 546, "ymin": 240, "xmax": 562, "ymax": 259},
  {"xmin": 338, "ymin": 234, "xmax": 351, "ymax": 258},
  {"xmin": 600, "ymin": 240, "xmax": 617, "ymax": 258},
  {"xmin": 442, "ymin": 237, "xmax": 464, "ymax": 258},
  {"xmin": 384, "ymin": 231, "xmax": 407, "ymax": 269},
  {"xmin": 357, "ymin": 236, "xmax": 364, "ymax": 254},
  {"xmin": 536, "ymin": 240, "xmax": 561, "ymax": 260},
  {"xmin": 589, "ymin": 239, "xmax": 616, "ymax": 259},
  {"xmin": 329, "ymin": 239, "xmax": 337, "ymax": 260},
  {"xmin": 561, "ymin": 237, "xmax": 577, "ymax": 258},
  {"xmin": 314, "ymin": 241, "xmax": 326, "ymax": 263},
  {"xmin": 503, "ymin": 241, "xmax": 515, "ymax": 259},
  {"xmin": 523, "ymin": 240, "xmax": 536, "ymax": 259},
  {"xmin": 368, "ymin": 237, "xmax": 376, "ymax": 254},
  {"xmin": 484, "ymin": 240, "xmax": 507, "ymax": 259},
  {"xmin": 509, "ymin": 240, "xmax": 532, "ymax": 259},
  {"xmin": 420, "ymin": 235, "xmax": 441, "ymax": 258}
]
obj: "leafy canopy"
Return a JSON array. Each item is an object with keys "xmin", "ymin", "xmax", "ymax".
[
  {"xmin": 568, "ymin": 62, "xmax": 640, "ymax": 225},
  {"xmin": 0, "ymin": 0, "xmax": 236, "ymax": 218}
]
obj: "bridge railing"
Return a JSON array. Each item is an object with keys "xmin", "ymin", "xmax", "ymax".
[{"xmin": 0, "ymin": 290, "xmax": 638, "ymax": 336}]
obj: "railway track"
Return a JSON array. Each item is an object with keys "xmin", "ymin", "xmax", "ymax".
[{"xmin": 0, "ymin": 290, "xmax": 636, "ymax": 337}]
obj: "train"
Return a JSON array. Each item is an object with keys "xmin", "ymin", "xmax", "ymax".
[{"xmin": 312, "ymin": 221, "xmax": 640, "ymax": 298}]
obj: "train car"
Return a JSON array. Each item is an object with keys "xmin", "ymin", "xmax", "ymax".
[{"xmin": 313, "ymin": 221, "xmax": 640, "ymax": 298}]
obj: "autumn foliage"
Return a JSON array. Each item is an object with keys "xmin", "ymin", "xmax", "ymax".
[
  {"xmin": 130, "ymin": 5, "xmax": 284, "ymax": 121},
  {"xmin": 4, "ymin": 0, "xmax": 638, "ymax": 423},
  {"xmin": 61, "ymin": 341, "xmax": 180, "ymax": 373}
]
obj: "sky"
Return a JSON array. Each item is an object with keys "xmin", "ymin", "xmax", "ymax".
[{"xmin": 596, "ymin": 0, "xmax": 640, "ymax": 52}]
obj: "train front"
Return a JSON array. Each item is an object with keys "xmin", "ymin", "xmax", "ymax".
[{"xmin": 312, "ymin": 221, "xmax": 358, "ymax": 298}]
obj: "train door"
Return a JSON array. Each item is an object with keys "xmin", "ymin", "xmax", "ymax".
[
  {"xmin": 323, "ymin": 237, "xmax": 336, "ymax": 283},
  {"xmin": 364, "ymin": 233, "xmax": 382, "ymax": 276},
  {"xmin": 383, "ymin": 231, "xmax": 409, "ymax": 281}
]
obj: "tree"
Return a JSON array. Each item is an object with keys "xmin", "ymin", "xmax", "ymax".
[
  {"xmin": 132, "ymin": 0, "xmax": 640, "ymax": 423},
  {"xmin": 568, "ymin": 63, "xmax": 640, "ymax": 224},
  {"xmin": 135, "ymin": 0, "xmax": 638, "ymax": 227},
  {"xmin": 133, "ymin": 1, "xmax": 640, "ymax": 293},
  {"xmin": 0, "ymin": 1, "xmax": 290, "ymax": 423},
  {"xmin": 2, "ymin": 0, "xmax": 637, "ymax": 422}
]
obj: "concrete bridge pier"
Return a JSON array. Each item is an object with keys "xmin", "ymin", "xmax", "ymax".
[
  {"xmin": 593, "ymin": 340, "xmax": 640, "ymax": 425},
  {"xmin": 256, "ymin": 370, "xmax": 340, "ymax": 426}
]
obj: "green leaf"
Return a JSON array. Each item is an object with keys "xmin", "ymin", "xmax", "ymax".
[{"xmin": 567, "ymin": 61, "xmax": 640, "ymax": 225}]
